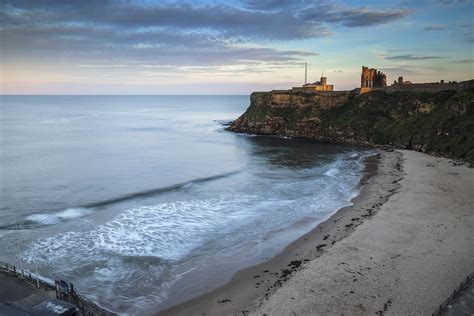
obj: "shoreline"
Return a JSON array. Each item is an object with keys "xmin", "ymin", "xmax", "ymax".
[
  {"xmin": 158, "ymin": 150, "xmax": 404, "ymax": 315},
  {"xmin": 254, "ymin": 150, "xmax": 474, "ymax": 315}
]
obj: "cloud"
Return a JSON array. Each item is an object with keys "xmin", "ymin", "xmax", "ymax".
[
  {"xmin": 1, "ymin": 1, "xmax": 326, "ymax": 69},
  {"xmin": 0, "ymin": 0, "xmax": 411, "ymax": 88},
  {"xmin": 451, "ymin": 58, "xmax": 474, "ymax": 63},
  {"xmin": 438, "ymin": 0, "xmax": 466, "ymax": 4},
  {"xmin": 1, "ymin": 0, "xmax": 406, "ymax": 71},
  {"xmin": 243, "ymin": 0, "xmax": 312, "ymax": 11},
  {"xmin": 1, "ymin": 1, "xmax": 329, "ymax": 41},
  {"xmin": 243, "ymin": 0, "xmax": 409, "ymax": 27},
  {"xmin": 380, "ymin": 64, "xmax": 445, "ymax": 76},
  {"xmin": 384, "ymin": 54, "xmax": 447, "ymax": 61},
  {"xmin": 424, "ymin": 24, "xmax": 448, "ymax": 31},
  {"xmin": 463, "ymin": 30, "xmax": 474, "ymax": 42},
  {"xmin": 0, "ymin": 23, "xmax": 317, "ymax": 67},
  {"xmin": 298, "ymin": 4, "xmax": 408, "ymax": 27}
]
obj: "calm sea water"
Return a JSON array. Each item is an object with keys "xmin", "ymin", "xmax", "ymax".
[{"xmin": 0, "ymin": 95, "xmax": 372, "ymax": 314}]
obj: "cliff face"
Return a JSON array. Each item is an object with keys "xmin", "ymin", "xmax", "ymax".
[{"xmin": 229, "ymin": 89, "xmax": 474, "ymax": 162}]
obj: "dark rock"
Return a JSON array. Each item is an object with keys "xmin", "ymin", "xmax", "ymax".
[{"xmin": 217, "ymin": 298, "xmax": 231, "ymax": 303}]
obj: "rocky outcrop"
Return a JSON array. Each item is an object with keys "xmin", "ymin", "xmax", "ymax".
[{"xmin": 229, "ymin": 88, "xmax": 474, "ymax": 162}]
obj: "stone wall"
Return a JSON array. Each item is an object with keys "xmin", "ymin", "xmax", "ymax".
[{"xmin": 382, "ymin": 79, "xmax": 474, "ymax": 93}]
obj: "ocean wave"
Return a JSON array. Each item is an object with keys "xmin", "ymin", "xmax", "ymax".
[
  {"xmin": 0, "ymin": 171, "xmax": 243, "ymax": 231},
  {"xmin": 26, "ymin": 207, "xmax": 93, "ymax": 225},
  {"xmin": 82, "ymin": 170, "xmax": 241, "ymax": 208},
  {"xmin": 324, "ymin": 167, "xmax": 340, "ymax": 177},
  {"xmin": 24, "ymin": 194, "xmax": 259, "ymax": 264}
]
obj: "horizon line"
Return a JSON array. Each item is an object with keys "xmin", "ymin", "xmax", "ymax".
[{"xmin": 0, "ymin": 94, "xmax": 252, "ymax": 96}]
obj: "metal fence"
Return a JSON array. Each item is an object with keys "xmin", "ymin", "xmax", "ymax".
[
  {"xmin": 0, "ymin": 261, "xmax": 110, "ymax": 315},
  {"xmin": 1, "ymin": 261, "xmax": 52, "ymax": 290}
]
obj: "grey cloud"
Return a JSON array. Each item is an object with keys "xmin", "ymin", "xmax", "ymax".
[
  {"xmin": 0, "ymin": 0, "xmax": 408, "ymax": 73},
  {"xmin": 385, "ymin": 55, "xmax": 446, "ymax": 61},
  {"xmin": 387, "ymin": 48, "xmax": 426, "ymax": 52},
  {"xmin": 438, "ymin": 0, "xmax": 466, "ymax": 4},
  {"xmin": 244, "ymin": 0, "xmax": 409, "ymax": 28},
  {"xmin": 451, "ymin": 58, "xmax": 474, "ymax": 63},
  {"xmin": 381, "ymin": 64, "xmax": 444, "ymax": 76},
  {"xmin": 0, "ymin": 21, "xmax": 317, "ymax": 67},
  {"xmin": 464, "ymin": 30, "xmax": 474, "ymax": 42},
  {"xmin": 2, "ymin": 1, "xmax": 328, "ymax": 41},
  {"xmin": 298, "ymin": 4, "xmax": 408, "ymax": 27},
  {"xmin": 243, "ymin": 0, "xmax": 312, "ymax": 11},
  {"xmin": 424, "ymin": 25, "xmax": 448, "ymax": 31}
]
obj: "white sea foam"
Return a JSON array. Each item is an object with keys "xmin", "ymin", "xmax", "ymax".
[
  {"xmin": 26, "ymin": 207, "xmax": 93, "ymax": 225},
  {"xmin": 24, "ymin": 195, "xmax": 259, "ymax": 263},
  {"xmin": 324, "ymin": 167, "xmax": 340, "ymax": 177}
]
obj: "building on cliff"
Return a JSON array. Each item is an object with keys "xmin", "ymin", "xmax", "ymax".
[
  {"xmin": 293, "ymin": 76, "xmax": 334, "ymax": 92},
  {"xmin": 292, "ymin": 63, "xmax": 334, "ymax": 92},
  {"xmin": 360, "ymin": 66, "xmax": 387, "ymax": 93},
  {"xmin": 393, "ymin": 76, "xmax": 412, "ymax": 85}
]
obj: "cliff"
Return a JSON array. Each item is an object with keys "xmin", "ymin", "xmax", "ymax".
[{"xmin": 229, "ymin": 87, "xmax": 474, "ymax": 162}]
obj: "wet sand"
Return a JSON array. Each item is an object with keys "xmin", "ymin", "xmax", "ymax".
[
  {"xmin": 158, "ymin": 150, "xmax": 401, "ymax": 315},
  {"xmin": 158, "ymin": 150, "xmax": 474, "ymax": 315}
]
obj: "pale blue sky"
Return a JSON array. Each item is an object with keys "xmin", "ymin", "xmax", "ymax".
[{"xmin": 1, "ymin": 0, "xmax": 472, "ymax": 94}]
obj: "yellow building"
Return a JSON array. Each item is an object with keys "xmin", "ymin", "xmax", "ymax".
[
  {"xmin": 292, "ymin": 63, "xmax": 334, "ymax": 92},
  {"xmin": 293, "ymin": 76, "xmax": 334, "ymax": 92}
]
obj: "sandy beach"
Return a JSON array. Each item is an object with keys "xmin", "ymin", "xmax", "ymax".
[{"xmin": 159, "ymin": 149, "xmax": 474, "ymax": 315}]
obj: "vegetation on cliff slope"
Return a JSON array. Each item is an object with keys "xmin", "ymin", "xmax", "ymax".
[{"xmin": 230, "ymin": 89, "xmax": 474, "ymax": 162}]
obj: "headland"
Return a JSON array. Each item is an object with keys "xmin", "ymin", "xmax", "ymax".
[{"xmin": 229, "ymin": 78, "xmax": 474, "ymax": 163}]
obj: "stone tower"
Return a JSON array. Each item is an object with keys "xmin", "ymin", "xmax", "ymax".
[
  {"xmin": 320, "ymin": 76, "xmax": 327, "ymax": 86},
  {"xmin": 360, "ymin": 66, "xmax": 387, "ymax": 91},
  {"xmin": 361, "ymin": 66, "xmax": 376, "ymax": 88}
]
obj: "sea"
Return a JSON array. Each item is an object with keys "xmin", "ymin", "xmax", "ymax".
[{"xmin": 0, "ymin": 95, "xmax": 373, "ymax": 314}]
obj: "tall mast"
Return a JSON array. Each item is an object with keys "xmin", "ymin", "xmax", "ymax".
[{"xmin": 304, "ymin": 61, "xmax": 307, "ymax": 85}]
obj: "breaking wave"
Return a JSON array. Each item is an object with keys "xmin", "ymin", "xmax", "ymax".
[{"xmin": 26, "ymin": 208, "xmax": 93, "ymax": 225}]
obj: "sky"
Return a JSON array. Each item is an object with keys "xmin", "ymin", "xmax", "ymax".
[{"xmin": 0, "ymin": 0, "xmax": 473, "ymax": 94}]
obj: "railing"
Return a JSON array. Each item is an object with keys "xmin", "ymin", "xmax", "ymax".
[
  {"xmin": 0, "ymin": 261, "xmax": 111, "ymax": 315},
  {"xmin": 1, "ymin": 261, "xmax": 53, "ymax": 290}
]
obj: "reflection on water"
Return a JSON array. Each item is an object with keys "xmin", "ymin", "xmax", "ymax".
[{"xmin": 244, "ymin": 136, "xmax": 355, "ymax": 169}]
